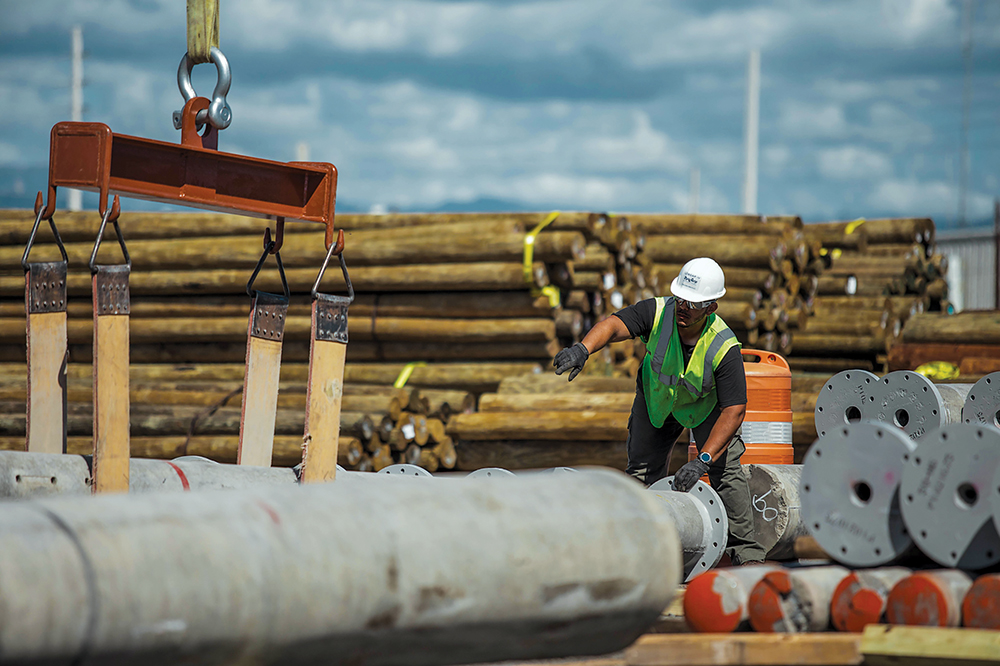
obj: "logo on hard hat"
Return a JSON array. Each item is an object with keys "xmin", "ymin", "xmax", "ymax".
[{"xmin": 681, "ymin": 273, "xmax": 701, "ymax": 288}]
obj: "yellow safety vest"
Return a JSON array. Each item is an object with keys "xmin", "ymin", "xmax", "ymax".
[{"xmin": 640, "ymin": 296, "xmax": 740, "ymax": 428}]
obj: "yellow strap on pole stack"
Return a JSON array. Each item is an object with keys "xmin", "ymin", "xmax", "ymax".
[
  {"xmin": 187, "ymin": 0, "xmax": 219, "ymax": 64},
  {"xmin": 522, "ymin": 211, "xmax": 561, "ymax": 308},
  {"xmin": 393, "ymin": 362, "xmax": 428, "ymax": 389},
  {"xmin": 845, "ymin": 218, "xmax": 866, "ymax": 235}
]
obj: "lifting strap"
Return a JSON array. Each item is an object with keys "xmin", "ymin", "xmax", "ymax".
[
  {"xmin": 186, "ymin": 0, "xmax": 220, "ymax": 65},
  {"xmin": 300, "ymin": 230, "xmax": 352, "ymax": 483},
  {"xmin": 237, "ymin": 224, "xmax": 288, "ymax": 467},
  {"xmin": 90, "ymin": 196, "xmax": 131, "ymax": 493},
  {"xmin": 22, "ymin": 193, "xmax": 69, "ymax": 454}
]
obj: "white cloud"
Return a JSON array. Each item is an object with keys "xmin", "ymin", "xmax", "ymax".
[
  {"xmin": 864, "ymin": 102, "xmax": 933, "ymax": 147},
  {"xmin": 763, "ymin": 145, "xmax": 792, "ymax": 172},
  {"xmin": 814, "ymin": 78, "xmax": 940, "ymax": 104},
  {"xmin": 817, "ymin": 146, "xmax": 893, "ymax": 179},
  {"xmin": 879, "ymin": 0, "xmax": 956, "ymax": 44},
  {"xmin": 0, "ymin": 142, "xmax": 21, "ymax": 165},
  {"xmin": 387, "ymin": 137, "xmax": 460, "ymax": 170},
  {"xmin": 580, "ymin": 111, "xmax": 687, "ymax": 173},
  {"xmin": 867, "ymin": 179, "xmax": 994, "ymax": 219},
  {"xmin": 778, "ymin": 101, "xmax": 848, "ymax": 138}
]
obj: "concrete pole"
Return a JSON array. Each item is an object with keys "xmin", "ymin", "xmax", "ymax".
[
  {"xmin": 683, "ymin": 564, "xmax": 779, "ymax": 633},
  {"xmin": 745, "ymin": 463, "xmax": 808, "ymax": 560},
  {"xmin": 829, "ymin": 567, "xmax": 911, "ymax": 632},
  {"xmin": 962, "ymin": 573, "xmax": 1000, "ymax": 629},
  {"xmin": 647, "ymin": 477, "xmax": 729, "ymax": 582},
  {"xmin": 68, "ymin": 26, "xmax": 83, "ymax": 212},
  {"xmin": 741, "ymin": 49, "xmax": 760, "ymax": 215},
  {"xmin": 0, "ymin": 451, "xmax": 298, "ymax": 498},
  {"xmin": 886, "ymin": 570, "xmax": 974, "ymax": 627},
  {"xmin": 748, "ymin": 565, "xmax": 850, "ymax": 633},
  {"xmin": 0, "ymin": 469, "xmax": 681, "ymax": 664}
]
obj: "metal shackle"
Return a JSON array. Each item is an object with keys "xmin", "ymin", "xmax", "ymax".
[{"xmin": 174, "ymin": 45, "xmax": 232, "ymax": 130}]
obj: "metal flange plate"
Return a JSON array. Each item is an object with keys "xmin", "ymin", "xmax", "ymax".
[
  {"xmin": 815, "ymin": 370, "xmax": 879, "ymax": 437},
  {"xmin": 379, "ymin": 464, "xmax": 433, "ymax": 477},
  {"xmin": 963, "ymin": 372, "xmax": 1000, "ymax": 429},
  {"xmin": 900, "ymin": 423, "xmax": 1000, "ymax": 570},
  {"xmin": 994, "ymin": 462, "xmax": 1000, "ymax": 540},
  {"xmin": 650, "ymin": 477, "xmax": 728, "ymax": 581},
  {"xmin": 467, "ymin": 467, "xmax": 516, "ymax": 479},
  {"xmin": 800, "ymin": 422, "xmax": 916, "ymax": 567},
  {"xmin": 874, "ymin": 370, "xmax": 945, "ymax": 441}
]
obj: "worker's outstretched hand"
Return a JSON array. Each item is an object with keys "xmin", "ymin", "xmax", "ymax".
[
  {"xmin": 553, "ymin": 342, "xmax": 589, "ymax": 381},
  {"xmin": 673, "ymin": 459, "xmax": 710, "ymax": 492}
]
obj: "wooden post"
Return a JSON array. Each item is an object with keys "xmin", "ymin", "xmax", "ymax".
[
  {"xmin": 300, "ymin": 294, "xmax": 349, "ymax": 483},
  {"xmin": 89, "ymin": 198, "xmax": 130, "ymax": 495},
  {"xmin": 24, "ymin": 262, "xmax": 67, "ymax": 454},
  {"xmin": 301, "ymin": 235, "xmax": 350, "ymax": 483},
  {"xmin": 91, "ymin": 265, "xmax": 130, "ymax": 493},
  {"xmin": 236, "ymin": 292, "xmax": 286, "ymax": 467}
]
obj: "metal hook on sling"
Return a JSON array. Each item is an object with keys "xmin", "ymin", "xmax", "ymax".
[
  {"xmin": 311, "ymin": 229, "xmax": 353, "ymax": 302},
  {"xmin": 88, "ymin": 195, "xmax": 130, "ymax": 273},
  {"xmin": 246, "ymin": 226, "xmax": 290, "ymax": 299},
  {"xmin": 22, "ymin": 191, "xmax": 69, "ymax": 270}
]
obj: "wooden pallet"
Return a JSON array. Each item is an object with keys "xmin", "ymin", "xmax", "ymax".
[{"xmin": 489, "ymin": 626, "xmax": 1000, "ymax": 666}]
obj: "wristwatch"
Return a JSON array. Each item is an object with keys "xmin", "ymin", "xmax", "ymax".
[{"xmin": 698, "ymin": 451, "xmax": 712, "ymax": 464}]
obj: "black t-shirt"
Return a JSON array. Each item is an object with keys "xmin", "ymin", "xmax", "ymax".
[{"xmin": 613, "ymin": 298, "xmax": 747, "ymax": 409}]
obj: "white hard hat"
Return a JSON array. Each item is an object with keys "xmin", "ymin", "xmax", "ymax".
[{"xmin": 670, "ymin": 257, "xmax": 726, "ymax": 302}]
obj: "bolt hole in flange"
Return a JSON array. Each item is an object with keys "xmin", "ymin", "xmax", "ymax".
[
  {"xmin": 852, "ymin": 481, "xmax": 873, "ymax": 506},
  {"xmin": 845, "ymin": 406, "xmax": 862, "ymax": 423},
  {"xmin": 894, "ymin": 409, "xmax": 910, "ymax": 428},
  {"xmin": 995, "ymin": 409, "xmax": 1000, "ymax": 428},
  {"xmin": 956, "ymin": 482, "xmax": 978, "ymax": 509}
]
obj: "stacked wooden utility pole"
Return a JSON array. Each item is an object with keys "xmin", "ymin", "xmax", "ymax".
[
  {"xmin": 793, "ymin": 217, "xmax": 944, "ymax": 375},
  {"xmin": 888, "ymin": 310, "xmax": 1000, "ymax": 375}
]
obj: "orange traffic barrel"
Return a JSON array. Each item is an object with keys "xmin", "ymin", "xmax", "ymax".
[
  {"xmin": 962, "ymin": 573, "xmax": 1000, "ymax": 629},
  {"xmin": 689, "ymin": 349, "xmax": 793, "ymax": 464},
  {"xmin": 886, "ymin": 570, "xmax": 974, "ymax": 627}
]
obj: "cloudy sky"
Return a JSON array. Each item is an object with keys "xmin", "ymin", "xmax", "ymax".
[{"xmin": 1, "ymin": 0, "xmax": 999, "ymax": 227}]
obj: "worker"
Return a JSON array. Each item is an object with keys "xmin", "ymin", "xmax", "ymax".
[{"xmin": 553, "ymin": 257, "xmax": 765, "ymax": 565}]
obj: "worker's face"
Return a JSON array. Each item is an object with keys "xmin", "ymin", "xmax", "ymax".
[{"xmin": 675, "ymin": 299, "xmax": 718, "ymax": 330}]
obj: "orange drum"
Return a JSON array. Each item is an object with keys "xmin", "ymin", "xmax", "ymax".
[{"xmin": 688, "ymin": 349, "xmax": 794, "ymax": 465}]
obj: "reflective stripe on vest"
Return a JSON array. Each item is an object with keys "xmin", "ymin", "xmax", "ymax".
[
  {"xmin": 649, "ymin": 297, "xmax": 736, "ymax": 398},
  {"xmin": 741, "ymin": 420, "xmax": 793, "ymax": 445}
]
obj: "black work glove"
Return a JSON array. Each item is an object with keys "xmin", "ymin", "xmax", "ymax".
[
  {"xmin": 553, "ymin": 342, "xmax": 589, "ymax": 381},
  {"xmin": 673, "ymin": 459, "xmax": 710, "ymax": 492}
]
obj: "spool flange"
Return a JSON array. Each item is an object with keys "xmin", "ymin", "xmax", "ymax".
[
  {"xmin": 815, "ymin": 370, "xmax": 879, "ymax": 437},
  {"xmin": 900, "ymin": 423, "xmax": 1000, "ymax": 570},
  {"xmin": 648, "ymin": 477, "xmax": 729, "ymax": 581},
  {"xmin": 800, "ymin": 422, "xmax": 916, "ymax": 566}
]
